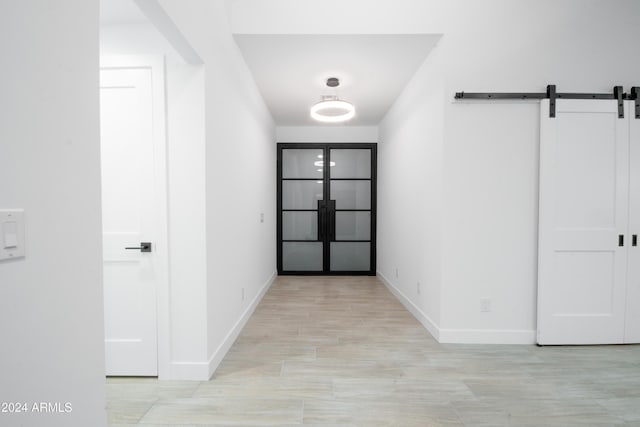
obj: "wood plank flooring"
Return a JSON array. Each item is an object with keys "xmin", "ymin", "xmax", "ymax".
[{"xmin": 107, "ymin": 276, "xmax": 640, "ymax": 426}]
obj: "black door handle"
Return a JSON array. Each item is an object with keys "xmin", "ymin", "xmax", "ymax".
[
  {"xmin": 619, "ymin": 235, "xmax": 624, "ymax": 247},
  {"xmin": 317, "ymin": 200, "xmax": 326, "ymax": 241},
  {"xmin": 317, "ymin": 200, "xmax": 336, "ymax": 241},
  {"xmin": 125, "ymin": 242, "xmax": 152, "ymax": 252},
  {"xmin": 328, "ymin": 200, "xmax": 336, "ymax": 241},
  {"xmin": 633, "ymin": 234, "xmax": 638, "ymax": 247}
]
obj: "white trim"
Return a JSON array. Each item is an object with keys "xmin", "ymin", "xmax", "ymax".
[
  {"xmin": 100, "ymin": 55, "xmax": 171, "ymax": 379},
  {"xmin": 378, "ymin": 272, "xmax": 536, "ymax": 345},
  {"xmin": 207, "ymin": 272, "xmax": 277, "ymax": 379},
  {"xmin": 438, "ymin": 328, "xmax": 536, "ymax": 344},
  {"xmin": 377, "ymin": 272, "xmax": 440, "ymax": 341}
]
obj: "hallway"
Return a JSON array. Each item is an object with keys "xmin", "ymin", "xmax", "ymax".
[{"xmin": 107, "ymin": 276, "xmax": 640, "ymax": 426}]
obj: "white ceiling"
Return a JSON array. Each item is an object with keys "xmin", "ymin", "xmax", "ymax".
[
  {"xmin": 234, "ymin": 34, "xmax": 440, "ymax": 126},
  {"xmin": 100, "ymin": 1, "xmax": 440, "ymax": 126},
  {"xmin": 100, "ymin": 0, "xmax": 147, "ymax": 25}
]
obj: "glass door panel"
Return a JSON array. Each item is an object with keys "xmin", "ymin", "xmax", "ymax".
[
  {"xmin": 283, "ymin": 242, "xmax": 323, "ymax": 271},
  {"xmin": 282, "ymin": 211, "xmax": 318, "ymax": 240},
  {"xmin": 330, "ymin": 180, "xmax": 371, "ymax": 210},
  {"xmin": 282, "ymin": 180, "xmax": 324, "ymax": 210},
  {"xmin": 331, "ymin": 149, "xmax": 371, "ymax": 178},
  {"xmin": 329, "ymin": 146, "xmax": 373, "ymax": 272},
  {"xmin": 335, "ymin": 211, "xmax": 370, "ymax": 240},
  {"xmin": 330, "ymin": 242, "xmax": 370, "ymax": 271},
  {"xmin": 280, "ymin": 146, "xmax": 325, "ymax": 273},
  {"xmin": 282, "ymin": 149, "xmax": 324, "ymax": 178}
]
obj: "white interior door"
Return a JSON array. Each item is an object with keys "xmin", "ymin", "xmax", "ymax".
[
  {"xmin": 625, "ymin": 100, "xmax": 640, "ymax": 343},
  {"xmin": 537, "ymin": 99, "xmax": 629, "ymax": 345},
  {"xmin": 100, "ymin": 67, "xmax": 158, "ymax": 375}
]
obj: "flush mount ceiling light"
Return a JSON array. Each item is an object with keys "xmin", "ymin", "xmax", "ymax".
[{"xmin": 310, "ymin": 78, "xmax": 355, "ymax": 123}]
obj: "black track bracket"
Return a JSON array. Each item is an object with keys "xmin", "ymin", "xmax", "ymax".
[
  {"xmin": 614, "ymin": 86, "xmax": 624, "ymax": 118},
  {"xmin": 546, "ymin": 85, "xmax": 556, "ymax": 118},
  {"xmin": 628, "ymin": 87, "xmax": 640, "ymax": 119}
]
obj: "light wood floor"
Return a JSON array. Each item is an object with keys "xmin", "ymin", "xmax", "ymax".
[{"xmin": 107, "ymin": 276, "xmax": 640, "ymax": 426}]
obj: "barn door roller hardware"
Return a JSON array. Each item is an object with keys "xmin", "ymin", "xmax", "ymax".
[
  {"xmin": 629, "ymin": 87, "xmax": 640, "ymax": 119},
  {"xmin": 454, "ymin": 85, "xmax": 635, "ymax": 118}
]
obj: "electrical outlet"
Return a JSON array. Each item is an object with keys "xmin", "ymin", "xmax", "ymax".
[
  {"xmin": 241, "ymin": 288, "xmax": 245, "ymax": 301},
  {"xmin": 417, "ymin": 282, "xmax": 421, "ymax": 295},
  {"xmin": 480, "ymin": 298, "xmax": 491, "ymax": 312},
  {"xmin": 260, "ymin": 213, "xmax": 264, "ymax": 223}
]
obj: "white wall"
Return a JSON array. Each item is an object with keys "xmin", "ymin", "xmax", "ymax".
[
  {"xmin": 0, "ymin": 2, "xmax": 107, "ymax": 426},
  {"xmin": 228, "ymin": 0, "xmax": 640, "ymax": 344},
  {"xmin": 378, "ymin": 40, "xmax": 445, "ymax": 338},
  {"xmin": 101, "ymin": 23, "xmax": 209, "ymax": 378},
  {"xmin": 158, "ymin": 0, "xmax": 277, "ymax": 377},
  {"xmin": 164, "ymin": 64, "xmax": 207, "ymax": 370},
  {"xmin": 439, "ymin": 0, "xmax": 640, "ymax": 343},
  {"xmin": 277, "ymin": 126, "xmax": 377, "ymax": 143}
]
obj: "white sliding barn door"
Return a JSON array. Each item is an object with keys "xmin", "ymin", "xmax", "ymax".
[
  {"xmin": 537, "ymin": 99, "xmax": 629, "ymax": 345},
  {"xmin": 625, "ymin": 100, "xmax": 640, "ymax": 343}
]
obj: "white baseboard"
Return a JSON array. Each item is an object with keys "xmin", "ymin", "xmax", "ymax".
[
  {"xmin": 377, "ymin": 272, "xmax": 441, "ymax": 341},
  {"xmin": 438, "ymin": 328, "xmax": 536, "ymax": 344},
  {"xmin": 377, "ymin": 272, "xmax": 536, "ymax": 345},
  {"xmin": 206, "ymin": 271, "xmax": 277, "ymax": 379},
  {"xmin": 165, "ymin": 272, "xmax": 277, "ymax": 381}
]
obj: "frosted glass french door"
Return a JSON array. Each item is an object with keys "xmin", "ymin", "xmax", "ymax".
[{"xmin": 278, "ymin": 143, "xmax": 376, "ymax": 275}]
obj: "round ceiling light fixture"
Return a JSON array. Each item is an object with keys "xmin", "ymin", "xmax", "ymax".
[
  {"xmin": 310, "ymin": 98, "xmax": 355, "ymax": 123},
  {"xmin": 310, "ymin": 78, "xmax": 355, "ymax": 123}
]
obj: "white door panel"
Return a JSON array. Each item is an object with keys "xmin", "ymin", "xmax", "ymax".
[
  {"xmin": 625, "ymin": 100, "xmax": 640, "ymax": 343},
  {"xmin": 101, "ymin": 68, "xmax": 158, "ymax": 375},
  {"xmin": 554, "ymin": 113, "xmax": 618, "ymax": 229},
  {"xmin": 538, "ymin": 99, "xmax": 629, "ymax": 345}
]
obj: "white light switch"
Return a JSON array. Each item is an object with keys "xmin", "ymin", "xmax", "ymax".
[
  {"xmin": 0, "ymin": 209, "xmax": 25, "ymax": 261},
  {"xmin": 3, "ymin": 221, "xmax": 18, "ymax": 248}
]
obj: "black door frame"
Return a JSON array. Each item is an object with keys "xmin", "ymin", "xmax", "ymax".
[{"xmin": 277, "ymin": 142, "xmax": 377, "ymax": 276}]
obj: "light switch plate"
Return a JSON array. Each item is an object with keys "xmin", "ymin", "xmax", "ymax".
[{"xmin": 0, "ymin": 209, "xmax": 25, "ymax": 261}]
